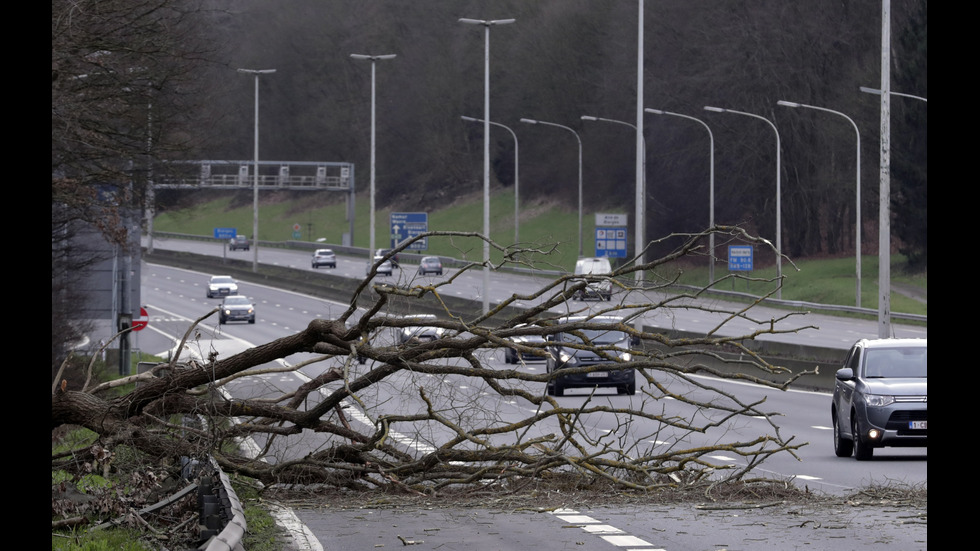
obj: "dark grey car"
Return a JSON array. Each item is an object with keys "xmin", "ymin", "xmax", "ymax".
[
  {"xmin": 831, "ymin": 338, "xmax": 927, "ymax": 460},
  {"xmin": 544, "ymin": 316, "xmax": 639, "ymax": 396},
  {"xmin": 219, "ymin": 295, "xmax": 255, "ymax": 324}
]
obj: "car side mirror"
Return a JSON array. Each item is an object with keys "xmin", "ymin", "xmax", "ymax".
[
  {"xmin": 629, "ymin": 336, "xmax": 641, "ymax": 348},
  {"xmin": 835, "ymin": 367, "xmax": 854, "ymax": 381}
]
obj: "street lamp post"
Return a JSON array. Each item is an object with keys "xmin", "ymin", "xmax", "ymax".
[
  {"xmin": 520, "ymin": 118, "xmax": 583, "ymax": 257},
  {"xmin": 859, "ymin": 84, "xmax": 927, "ymax": 337},
  {"xmin": 237, "ymin": 68, "xmax": 276, "ymax": 273},
  {"xmin": 644, "ymin": 109, "xmax": 715, "ymax": 285},
  {"xmin": 461, "ymin": 116, "xmax": 519, "ymax": 244},
  {"xmin": 459, "ymin": 18, "xmax": 515, "ymax": 316},
  {"xmin": 580, "ymin": 115, "xmax": 645, "ymax": 284},
  {"xmin": 777, "ymin": 100, "xmax": 862, "ymax": 307},
  {"xmin": 351, "ymin": 54, "xmax": 396, "ymax": 271},
  {"xmin": 704, "ymin": 105, "xmax": 782, "ymax": 299}
]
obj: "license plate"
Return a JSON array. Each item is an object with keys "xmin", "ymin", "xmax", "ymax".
[
  {"xmin": 909, "ymin": 421, "xmax": 927, "ymax": 429},
  {"xmin": 587, "ymin": 371, "xmax": 608, "ymax": 378}
]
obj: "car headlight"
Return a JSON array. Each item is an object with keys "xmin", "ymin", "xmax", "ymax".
[
  {"xmin": 559, "ymin": 350, "xmax": 577, "ymax": 364},
  {"xmin": 863, "ymin": 393, "xmax": 895, "ymax": 407},
  {"xmin": 621, "ymin": 351, "xmax": 632, "ymax": 362}
]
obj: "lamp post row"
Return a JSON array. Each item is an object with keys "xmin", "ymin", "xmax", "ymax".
[{"xmin": 240, "ymin": 41, "xmax": 921, "ymax": 321}]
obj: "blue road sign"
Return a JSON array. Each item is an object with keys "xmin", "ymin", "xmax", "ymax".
[
  {"xmin": 214, "ymin": 227, "xmax": 237, "ymax": 239},
  {"xmin": 728, "ymin": 245, "xmax": 754, "ymax": 271},
  {"xmin": 390, "ymin": 212, "xmax": 428, "ymax": 250},
  {"xmin": 595, "ymin": 227, "xmax": 628, "ymax": 258}
]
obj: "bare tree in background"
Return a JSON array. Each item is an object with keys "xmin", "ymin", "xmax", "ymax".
[
  {"xmin": 53, "ymin": 227, "xmax": 815, "ymax": 502},
  {"xmin": 52, "ymin": 0, "xmax": 220, "ymax": 373}
]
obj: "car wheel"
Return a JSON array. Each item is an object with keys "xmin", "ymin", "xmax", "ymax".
[
  {"xmin": 852, "ymin": 416, "xmax": 873, "ymax": 460},
  {"xmin": 249, "ymin": 317, "xmax": 255, "ymax": 324},
  {"xmin": 833, "ymin": 410, "xmax": 854, "ymax": 457},
  {"xmin": 553, "ymin": 379, "xmax": 565, "ymax": 397},
  {"xmin": 219, "ymin": 317, "xmax": 225, "ymax": 325},
  {"xmin": 626, "ymin": 383, "xmax": 636, "ymax": 395}
]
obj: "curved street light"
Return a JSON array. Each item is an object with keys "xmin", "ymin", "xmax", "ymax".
[
  {"xmin": 461, "ymin": 116, "xmax": 519, "ymax": 245},
  {"xmin": 520, "ymin": 118, "xmax": 583, "ymax": 257},
  {"xmin": 645, "ymin": 108, "xmax": 715, "ymax": 285},
  {"xmin": 859, "ymin": 86, "xmax": 927, "ymax": 103},
  {"xmin": 459, "ymin": 18, "xmax": 515, "ymax": 315},
  {"xmin": 237, "ymin": 68, "xmax": 276, "ymax": 273},
  {"xmin": 350, "ymin": 54, "xmax": 396, "ymax": 270},
  {"xmin": 704, "ymin": 105, "xmax": 782, "ymax": 299},
  {"xmin": 777, "ymin": 100, "xmax": 862, "ymax": 308},
  {"xmin": 580, "ymin": 115, "xmax": 645, "ymax": 284}
]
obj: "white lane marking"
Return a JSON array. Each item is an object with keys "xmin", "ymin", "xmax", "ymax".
[{"xmin": 550, "ymin": 509, "xmax": 662, "ymax": 549}]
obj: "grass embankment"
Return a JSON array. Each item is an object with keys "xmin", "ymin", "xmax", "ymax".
[{"xmin": 152, "ymin": 189, "xmax": 926, "ymax": 317}]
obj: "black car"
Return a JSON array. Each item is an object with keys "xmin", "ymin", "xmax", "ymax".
[
  {"xmin": 219, "ymin": 295, "xmax": 255, "ymax": 324},
  {"xmin": 544, "ymin": 316, "xmax": 639, "ymax": 396},
  {"xmin": 831, "ymin": 338, "xmax": 927, "ymax": 460},
  {"xmin": 311, "ymin": 248, "xmax": 337, "ymax": 269}
]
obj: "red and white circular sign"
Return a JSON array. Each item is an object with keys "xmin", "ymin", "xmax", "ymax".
[{"xmin": 132, "ymin": 307, "xmax": 149, "ymax": 332}]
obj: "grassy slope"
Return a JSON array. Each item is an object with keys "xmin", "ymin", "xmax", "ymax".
[{"xmin": 152, "ymin": 189, "xmax": 926, "ymax": 316}]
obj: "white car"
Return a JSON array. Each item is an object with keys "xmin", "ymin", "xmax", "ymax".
[
  {"xmin": 572, "ymin": 257, "xmax": 613, "ymax": 301},
  {"xmin": 311, "ymin": 248, "xmax": 337, "ymax": 269},
  {"xmin": 368, "ymin": 257, "xmax": 393, "ymax": 276},
  {"xmin": 206, "ymin": 275, "xmax": 239, "ymax": 298},
  {"xmin": 398, "ymin": 314, "xmax": 447, "ymax": 344}
]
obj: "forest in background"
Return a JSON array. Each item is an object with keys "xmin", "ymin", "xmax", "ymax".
[{"xmin": 54, "ymin": 0, "xmax": 927, "ymax": 267}]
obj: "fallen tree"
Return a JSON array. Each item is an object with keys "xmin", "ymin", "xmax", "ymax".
[{"xmin": 53, "ymin": 227, "xmax": 816, "ymax": 502}]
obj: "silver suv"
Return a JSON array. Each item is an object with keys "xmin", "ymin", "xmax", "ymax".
[
  {"xmin": 311, "ymin": 248, "xmax": 336, "ymax": 269},
  {"xmin": 831, "ymin": 338, "xmax": 927, "ymax": 460}
]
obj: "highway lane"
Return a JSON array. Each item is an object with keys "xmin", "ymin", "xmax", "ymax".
[
  {"xmin": 143, "ymin": 236, "xmax": 927, "ymax": 354},
  {"xmin": 140, "ymin": 261, "xmax": 925, "ymax": 490},
  {"xmin": 140, "ymin": 260, "xmax": 926, "ymax": 550}
]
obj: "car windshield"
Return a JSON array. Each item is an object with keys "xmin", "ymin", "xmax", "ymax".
[
  {"xmin": 560, "ymin": 329, "xmax": 628, "ymax": 345},
  {"xmin": 211, "ymin": 277, "xmax": 234, "ymax": 284},
  {"xmin": 223, "ymin": 296, "xmax": 250, "ymax": 306},
  {"xmin": 862, "ymin": 347, "xmax": 927, "ymax": 378},
  {"xmin": 316, "ymin": 250, "xmax": 333, "ymax": 255}
]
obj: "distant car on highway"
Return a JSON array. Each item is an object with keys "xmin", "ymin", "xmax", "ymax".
[
  {"xmin": 544, "ymin": 315, "xmax": 639, "ymax": 396},
  {"xmin": 503, "ymin": 324, "xmax": 548, "ymax": 364},
  {"xmin": 229, "ymin": 234, "xmax": 250, "ymax": 251},
  {"xmin": 219, "ymin": 295, "xmax": 255, "ymax": 324},
  {"xmin": 418, "ymin": 256, "xmax": 443, "ymax": 276},
  {"xmin": 375, "ymin": 248, "xmax": 400, "ymax": 268},
  {"xmin": 572, "ymin": 257, "xmax": 613, "ymax": 301},
  {"xmin": 311, "ymin": 248, "xmax": 337, "ymax": 269},
  {"xmin": 832, "ymin": 338, "xmax": 927, "ymax": 460},
  {"xmin": 369, "ymin": 257, "xmax": 393, "ymax": 277},
  {"xmin": 397, "ymin": 314, "xmax": 447, "ymax": 345},
  {"xmin": 206, "ymin": 275, "xmax": 239, "ymax": 298}
]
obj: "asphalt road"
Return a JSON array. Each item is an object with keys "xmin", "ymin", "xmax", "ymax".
[{"xmin": 135, "ymin": 256, "xmax": 927, "ymax": 551}]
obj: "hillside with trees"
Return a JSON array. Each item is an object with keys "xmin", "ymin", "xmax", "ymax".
[{"xmin": 184, "ymin": 0, "xmax": 926, "ymax": 267}]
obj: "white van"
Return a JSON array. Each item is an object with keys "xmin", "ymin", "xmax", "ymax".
[{"xmin": 572, "ymin": 257, "xmax": 613, "ymax": 301}]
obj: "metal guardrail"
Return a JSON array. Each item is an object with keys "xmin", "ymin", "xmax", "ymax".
[{"xmin": 150, "ymin": 231, "xmax": 925, "ymax": 324}]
